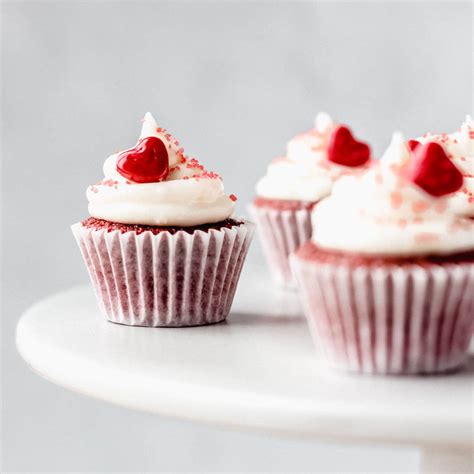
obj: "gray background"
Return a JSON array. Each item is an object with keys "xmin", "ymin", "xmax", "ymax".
[{"xmin": 2, "ymin": 1, "xmax": 471, "ymax": 472}]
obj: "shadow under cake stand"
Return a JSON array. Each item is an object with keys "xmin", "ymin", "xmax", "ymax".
[{"xmin": 16, "ymin": 267, "xmax": 473, "ymax": 474}]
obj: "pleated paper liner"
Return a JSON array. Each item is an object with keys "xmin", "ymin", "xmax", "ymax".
[
  {"xmin": 292, "ymin": 254, "xmax": 474, "ymax": 374},
  {"xmin": 72, "ymin": 220, "xmax": 254, "ymax": 327},
  {"xmin": 249, "ymin": 204, "xmax": 312, "ymax": 288}
]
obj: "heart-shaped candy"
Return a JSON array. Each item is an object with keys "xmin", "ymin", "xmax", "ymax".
[
  {"xmin": 116, "ymin": 137, "xmax": 169, "ymax": 183},
  {"xmin": 327, "ymin": 126, "xmax": 371, "ymax": 167},
  {"xmin": 404, "ymin": 142, "xmax": 463, "ymax": 197},
  {"xmin": 407, "ymin": 139, "xmax": 421, "ymax": 152}
]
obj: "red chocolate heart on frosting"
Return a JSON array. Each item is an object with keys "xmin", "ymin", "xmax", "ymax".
[
  {"xmin": 407, "ymin": 139, "xmax": 421, "ymax": 152},
  {"xmin": 327, "ymin": 125, "xmax": 371, "ymax": 167},
  {"xmin": 116, "ymin": 136, "xmax": 169, "ymax": 183},
  {"xmin": 404, "ymin": 142, "xmax": 463, "ymax": 197}
]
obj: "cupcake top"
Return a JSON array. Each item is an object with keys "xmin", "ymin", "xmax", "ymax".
[
  {"xmin": 413, "ymin": 116, "xmax": 474, "ymax": 218},
  {"xmin": 87, "ymin": 113, "xmax": 236, "ymax": 226},
  {"xmin": 255, "ymin": 113, "xmax": 372, "ymax": 202},
  {"xmin": 311, "ymin": 132, "xmax": 474, "ymax": 256}
]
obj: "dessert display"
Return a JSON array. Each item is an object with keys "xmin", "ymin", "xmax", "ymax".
[
  {"xmin": 72, "ymin": 113, "xmax": 254, "ymax": 327},
  {"xmin": 412, "ymin": 116, "xmax": 473, "ymax": 219},
  {"xmin": 291, "ymin": 132, "xmax": 474, "ymax": 374},
  {"xmin": 71, "ymin": 109, "xmax": 473, "ymax": 377},
  {"xmin": 250, "ymin": 113, "xmax": 372, "ymax": 287}
]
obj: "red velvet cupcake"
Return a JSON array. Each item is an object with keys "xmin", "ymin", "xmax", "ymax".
[
  {"xmin": 291, "ymin": 132, "xmax": 474, "ymax": 374},
  {"xmin": 72, "ymin": 113, "xmax": 254, "ymax": 327},
  {"xmin": 250, "ymin": 113, "xmax": 371, "ymax": 288}
]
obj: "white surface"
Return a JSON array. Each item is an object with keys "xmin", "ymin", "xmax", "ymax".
[
  {"xmin": 16, "ymin": 271, "xmax": 473, "ymax": 450},
  {"xmin": 420, "ymin": 448, "xmax": 473, "ymax": 474}
]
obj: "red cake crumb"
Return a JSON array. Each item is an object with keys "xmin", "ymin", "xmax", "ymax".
[
  {"xmin": 253, "ymin": 196, "xmax": 318, "ymax": 211},
  {"xmin": 81, "ymin": 217, "xmax": 243, "ymax": 235},
  {"xmin": 296, "ymin": 241, "xmax": 474, "ymax": 267}
]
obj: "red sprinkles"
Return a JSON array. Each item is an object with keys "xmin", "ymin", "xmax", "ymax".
[
  {"xmin": 106, "ymin": 119, "xmax": 226, "ymax": 187},
  {"xmin": 186, "ymin": 158, "xmax": 205, "ymax": 171},
  {"xmin": 201, "ymin": 171, "xmax": 221, "ymax": 179}
]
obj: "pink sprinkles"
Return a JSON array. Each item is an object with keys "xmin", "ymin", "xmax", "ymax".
[
  {"xmin": 415, "ymin": 232, "xmax": 440, "ymax": 243},
  {"xmin": 92, "ymin": 179, "xmax": 120, "ymax": 191},
  {"xmin": 101, "ymin": 179, "xmax": 119, "ymax": 187},
  {"xmin": 201, "ymin": 170, "xmax": 221, "ymax": 179},
  {"xmin": 186, "ymin": 158, "xmax": 205, "ymax": 171}
]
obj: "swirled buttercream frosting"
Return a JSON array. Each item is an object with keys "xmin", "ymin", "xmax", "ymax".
[
  {"xmin": 256, "ymin": 113, "xmax": 371, "ymax": 202},
  {"xmin": 87, "ymin": 113, "xmax": 236, "ymax": 226},
  {"xmin": 311, "ymin": 132, "xmax": 474, "ymax": 256}
]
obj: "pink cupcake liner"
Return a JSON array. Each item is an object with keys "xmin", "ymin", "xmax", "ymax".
[
  {"xmin": 249, "ymin": 204, "xmax": 312, "ymax": 288},
  {"xmin": 71, "ymin": 221, "xmax": 254, "ymax": 327},
  {"xmin": 291, "ymin": 256, "xmax": 474, "ymax": 374}
]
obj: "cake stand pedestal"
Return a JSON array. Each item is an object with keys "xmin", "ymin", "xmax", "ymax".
[{"xmin": 16, "ymin": 270, "xmax": 473, "ymax": 474}]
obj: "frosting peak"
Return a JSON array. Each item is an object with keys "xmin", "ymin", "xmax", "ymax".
[
  {"xmin": 138, "ymin": 112, "xmax": 183, "ymax": 168},
  {"xmin": 311, "ymin": 132, "xmax": 474, "ymax": 256},
  {"xmin": 381, "ymin": 131, "xmax": 411, "ymax": 168},
  {"xmin": 87, "ymin": 112, "xmax": 235, "ymax": 226},
  {"xmin": 139, "ymin": 112, "xmax": 159, "ymax": 139},
  {"xmin": 314, "ymin": 112, "xmax": 334, "ymax": 134}
]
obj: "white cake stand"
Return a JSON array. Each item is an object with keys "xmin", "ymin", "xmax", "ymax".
[{"xmin": 16, "ymin": 269, "xmax": 473, "ymax": 474}]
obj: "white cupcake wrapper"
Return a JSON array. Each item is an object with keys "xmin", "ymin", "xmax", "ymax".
[
  {"xmin": 72, "ymin": 221, "xmax": 254, "ymax": 327},
  {"xmin": 291, "ymin": 256, "xmax": 474, "ymax": 374},
  {"xmin": 249, "ymin": 204, "xmax": 312, "ymax": 288}
]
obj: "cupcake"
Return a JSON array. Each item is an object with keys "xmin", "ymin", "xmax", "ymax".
[
  {"xmin": 72, "ymin": 112, "xmax": 254, "ymax": 327},
  {"xmin": 411, "ymin": 116, "xmax": 474, "ymax": 219},
  {"xmin": 292, "ymin": 132, "xmax": 474, "ymax": 374},
  {"xmin": 250, "ymin": 113, "xmax": 372, "ymax": 288}
]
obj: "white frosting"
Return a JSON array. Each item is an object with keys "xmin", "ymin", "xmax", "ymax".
[
  {"xmin": 256, "ymin": 158, "xmax": 334, "ymax": 202},
  {"xmin": 417, "ymin": 116, "xmax": 474, "ymax": 217},
  {"xmin": 87, "ymin": 113, "xmax": 235, "ymax": 226},
  {"xmin": 256, "ymin": 113, "xmax": 366, "ymax": 202},
  {"xmin": 312, "ymin": 132, "xmax": 474, "ymax": 256}
]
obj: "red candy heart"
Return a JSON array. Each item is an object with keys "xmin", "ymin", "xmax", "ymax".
[
  {"xmin": 407, "ymin": 139, "xmax": 421, "ymax": 152},
  {"xmin": 327, "ymin": 125, "xmax": 371, "ymax": 167},
  {"xmin": 404, "ymin": 142, "xmax": 463, "ymax": 197},
  {"xmin": 116, "ymin": 136, "xmax": 169, "ymax": 183}
]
